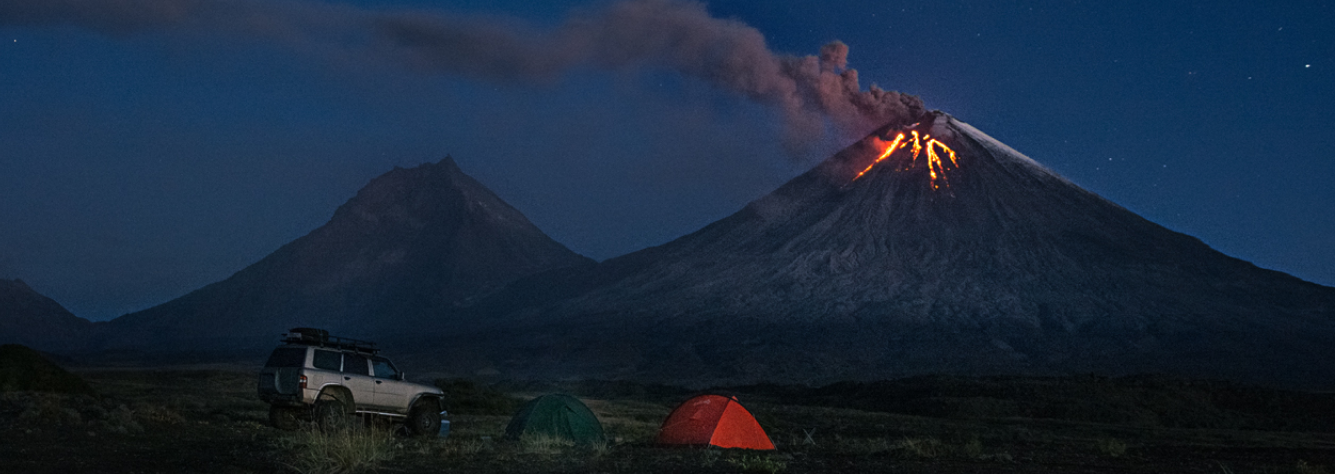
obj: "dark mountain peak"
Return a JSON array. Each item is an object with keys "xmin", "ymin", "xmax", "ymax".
[
  {"xmin": 311, "ymin": 157, "xmax": 590, "ymax": 274},
  {"xmin": 331, "ymin": 157, "xmax": 531, "ymax": 232},
  {"xmin": 102, "ymin": 157, "xmax": 592, "ymax": 349}
]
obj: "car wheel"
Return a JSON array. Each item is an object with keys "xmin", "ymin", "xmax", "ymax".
[
  {"xmin": 269, "ymin": 405, "xmax": 302, "ymax": 430},
  {"xmin": 313, "ymin": 399, "xmax": 347, "ymax": 431},
  {"xmin": 406, "ymin": 402, "xmax": 440, "ymax": 437}
]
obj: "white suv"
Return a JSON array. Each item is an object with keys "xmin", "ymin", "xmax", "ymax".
[{"xmin": 257, "ymin": 328, "xmax": 445, "ymax": 436}]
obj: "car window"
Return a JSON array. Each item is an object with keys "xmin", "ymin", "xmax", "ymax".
[
  {"xmin": 342, "ymin": 353, "xmax": 370, "ymax": 376},
  {"xmin": 371, "ymin": 357, "xmax": 398, "ymax": 379},
  {"xmin": 312, "ymin": 350, "xmax": 341, "ymax": 371},
  {"xmin": 264, "ymin": 347, "xmax": 307, "ymax": 368}
]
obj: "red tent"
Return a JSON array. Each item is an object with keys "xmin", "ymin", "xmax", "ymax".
[{"xmin": 656, "ymin": 394, "xmax": 775, "ymax": 450}]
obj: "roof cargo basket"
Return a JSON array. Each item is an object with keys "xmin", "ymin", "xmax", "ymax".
[
  {"xmin": 282, "ymin": 327, "xmax": 378, "ymax": 355},
  {"xmin": 287, "ymin": 327, "xmax": 328, "ymax": 343}
]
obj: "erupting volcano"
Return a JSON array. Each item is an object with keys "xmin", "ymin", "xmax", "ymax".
[
  {"xmin": 455, "ymin": 111, "xmax": 1335, "ymax": 388},
  {"xmin": 853, "ymin": 128, "xmax": 959, "ymax": 190}
]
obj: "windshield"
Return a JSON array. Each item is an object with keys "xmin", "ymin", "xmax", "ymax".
[{"xmin": 264, "ymin": 347, "xmax": 307, "ymax": 368}]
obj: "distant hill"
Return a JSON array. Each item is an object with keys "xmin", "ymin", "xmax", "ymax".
[
  {"xmin": 0, "ymin": 344, "xmax": 94, "ymax": 395},
  {"xmin": 0, "ymin": 279, "xmax": 92, "ymax": 352},
  {"xmin": 96, "ymin": 157, "xmax": 593, "ymax": 356}
]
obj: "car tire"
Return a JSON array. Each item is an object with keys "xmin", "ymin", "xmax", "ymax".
[
  {"xmin": 269, "ymin": 405, "xmax": 302, "ymax": 430},
  {"xmin": 313, "ymin": 399, "xmax": 347, "ymax": 431},
  {"xmin": 406, "ymin": 401, "xmax": 440, "ymax": 437}
]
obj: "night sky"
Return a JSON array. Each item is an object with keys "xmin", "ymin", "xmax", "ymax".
[{"xmin": 2, "ymin": 0, "xmax": 1332, "ymax": 321}]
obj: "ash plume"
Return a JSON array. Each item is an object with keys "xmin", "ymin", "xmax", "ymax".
[{"xmin": 0, "ymin": 0, "xmax": 925, "ymax": 145}]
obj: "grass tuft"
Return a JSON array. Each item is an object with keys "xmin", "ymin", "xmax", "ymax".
[
  {"xmin": 1095, "ymin": 437, "xmax": 1128, "ymax": 457},
  {"xmin": 518, "ymin": 433, "xmax": 578, "ymax": 455},
  {"xmin": 1298, "ymin": 460, "xmax": 1331, "ymax": 474},
  {"xmin": 275, "ymin": 425, "xmax": 397, "ymax": 474},
  {"xmin": 725, "ymin": 453, "xmax": 788, "ymax": 474},
  {"xmin": 897, "ymin": 437, "xmax": 944, "ymax": 458}
]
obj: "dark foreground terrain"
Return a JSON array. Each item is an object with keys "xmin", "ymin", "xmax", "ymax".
[{"xmin": 2, "ymin": 368, "xmax": 1333, "ymax": 473}]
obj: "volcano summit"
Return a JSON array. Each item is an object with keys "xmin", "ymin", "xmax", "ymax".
[{"xmin": 455, "ymin": 112, "xmax": 1335, "ymax": 388}]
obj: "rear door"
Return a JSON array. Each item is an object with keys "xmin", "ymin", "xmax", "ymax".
[{"xmin": 340, "ymin": 352, "xmax": 376, "ymax": 410}]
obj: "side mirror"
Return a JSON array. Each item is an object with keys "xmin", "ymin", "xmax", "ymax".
[{"xmin": 397, "ymin": 372, "xmax": 405, "ymax": 381}]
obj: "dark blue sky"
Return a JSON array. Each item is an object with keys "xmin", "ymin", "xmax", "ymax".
[{"xmin": 2, "ymin": 0, "xmax": 1332, "ymax": 321}]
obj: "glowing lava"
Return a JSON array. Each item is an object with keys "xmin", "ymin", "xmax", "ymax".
[{"xmin": 853, "ymin": 128, "xmax": 960, "ymax": 189}]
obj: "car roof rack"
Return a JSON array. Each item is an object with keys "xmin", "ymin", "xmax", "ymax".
[{"xmin": 282, "ymin": 327, "xmax": 379, "ymax": 355}]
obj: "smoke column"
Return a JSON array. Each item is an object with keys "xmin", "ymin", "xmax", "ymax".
[{"xmin": 0, "ymin": 0, "xmax": 925, "ymax": 145}]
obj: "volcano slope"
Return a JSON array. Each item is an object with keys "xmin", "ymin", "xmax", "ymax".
[
  {"xmin": 463, "ymin": 112, "xmax": 1335, "ymax": 388},
  {"xmin": 96, "ymin": 158, "xmax": 593, "ymax": 356}
]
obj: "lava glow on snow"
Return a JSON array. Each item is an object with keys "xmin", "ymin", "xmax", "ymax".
[{"xmin": 853, "ymin": 128, "xmax": 960, "ymax": 189}]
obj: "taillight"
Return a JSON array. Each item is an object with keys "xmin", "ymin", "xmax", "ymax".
[{"xmin": 299, "ymin": 375, "xmax": 308, "ymax": 390}]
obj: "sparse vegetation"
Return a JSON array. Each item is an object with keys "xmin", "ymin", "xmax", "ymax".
[
  {"xmin": 731, "ymin": 374, "xmax": 1335, "ymax": 432},
  {"xmin": 1298, "ymin": 460, "xmax": 1332, "ymax": 474},
  {"xmin": 517, "ymin": 433, "xmax": 577, "ymax": 455},
  {"xmin": 275, "ymin": 424, "xmax": 398, "ymax": 474},
  {"xmin": 725, "ymin": 452, "xmax": 788, "ymax": 473},
  {"xmin": 2, "ymin": 369, "xmax": 1334, "ymax": 473},
  {"xmin": 1095, "ymin": 437, "xmax": 1128, "ymax": 457},
  {"xmin": 435, "ymin": 436, "xmax": 490, "ymax": 457},
  {"xmin": 0, "ymin": 390, "xmax": 188, "ymax": 435},
  {"xmin": 897, "ymin": 436, "xmax": 944, "ymax": 458}
]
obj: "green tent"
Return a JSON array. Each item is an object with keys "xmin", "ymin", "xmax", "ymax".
[{"xmin": 504, "ymin": 394, "xmax": 606, "ymax": 445}]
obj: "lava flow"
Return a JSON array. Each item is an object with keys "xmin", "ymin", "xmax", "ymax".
[{"xmin": 853, "ymin": 129, "xmax": 959, "ymax": 189}]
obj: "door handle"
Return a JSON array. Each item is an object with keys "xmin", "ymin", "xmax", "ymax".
[
  {"xmin": 344, "ymin": 377, "xmax": 350, "ymax": 381},
  {"xmin": 375, "ymin": 380, "xmax": 382, "ymax": 384}
]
